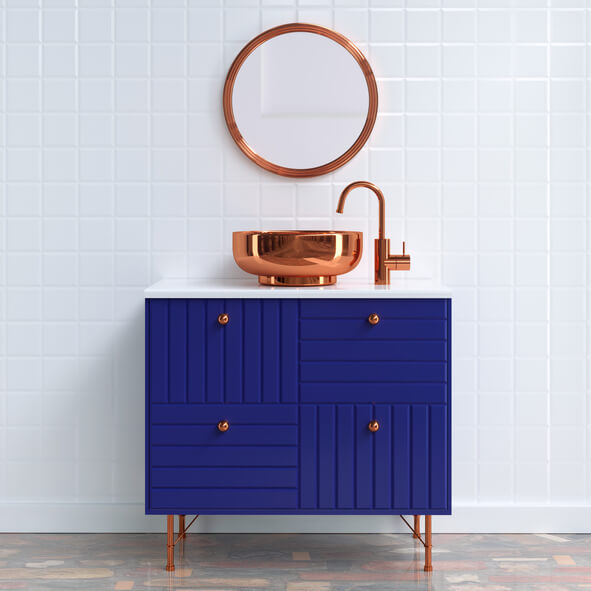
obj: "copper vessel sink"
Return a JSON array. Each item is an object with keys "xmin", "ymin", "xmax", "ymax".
[{"xmin": 232, "ymin": 230, "xmax": 363, "ymax": 286}]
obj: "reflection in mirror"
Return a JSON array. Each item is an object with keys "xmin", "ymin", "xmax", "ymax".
[{"xmin": 223, "ymin": 24, "xmax": 378, "ymax": 178}]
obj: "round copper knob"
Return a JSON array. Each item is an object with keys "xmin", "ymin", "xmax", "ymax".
[
  {"xmin": 217, "ymin": 313, "xmax": 229, "ymax": 326},
  {"xmin": 217, "ymin": 420, "xmax": 229, "ymax": 432},
  {"xmin": 368, "ymin": 313, "xmax": 380, "ymax": 325},
  {"xmin": 368, "ymin": 420, "xmax": 380, "ymax": 433}
]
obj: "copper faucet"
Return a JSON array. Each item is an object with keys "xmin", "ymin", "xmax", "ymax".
[{"xmin": 336, "ymin": 181, "xmax": 410, "ymax": 285}]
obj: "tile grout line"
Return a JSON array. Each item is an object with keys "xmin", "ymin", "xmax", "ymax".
[
  {"xmin": 109, "ymin": 0, "xmax": 116, "ymax": 504},
  {"xmin": 510, "ymin": 1, "xmax": 516, "ymax": 506},
  {"xmin": 73, "ymin": 0, "xmax": 81, "ymax": 502},
  {"xmin": 545, "ymin": 0, "xmax": 551, "ymax": 505},
  {"xmin": 1, "ymin": 1, "xmax": 6, "ymax": 501},
  {"xmin": 474, "ymin": 0, "xmax": 481, "ymax": 505}
]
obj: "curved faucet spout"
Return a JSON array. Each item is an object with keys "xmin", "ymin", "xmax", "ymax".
[
  {"xmin": 336, "ymin": 180, "xmax": 410, "ymax": 284},
  {"xmin": 336, "ymin": 181, "xmax": 386, "ymax": 240}
]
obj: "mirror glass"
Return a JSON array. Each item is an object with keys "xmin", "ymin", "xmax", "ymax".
[{"xmin": 223, "ymin": 24, "xmax": 378, "ymax": 178}]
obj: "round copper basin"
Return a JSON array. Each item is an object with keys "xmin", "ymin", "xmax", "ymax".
[{"xmin": 232, "ymin": 230, "xmax": 363, "ymax": 287}]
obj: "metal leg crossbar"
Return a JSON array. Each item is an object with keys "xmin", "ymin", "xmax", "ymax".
[
  {"xmin": 400, "ymin": 514, "xmax": 432, "ymax": 572},
  {"xmin": 166, "ymin": 514, "xmax": 199, "ymax": 572},
  {"xmin": 165, "ymin": 513, "xmax": 431, "ymax": 572}
]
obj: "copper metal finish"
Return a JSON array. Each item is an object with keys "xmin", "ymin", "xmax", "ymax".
[
  {"xmin": 424, "ymin": 515, "xmax": 433, "ymax": 572},
  {"xmin": 217, "ymin": 420, "xmax": 230, "ymax": 432},
  {"xmin": 259, "ymin": 275, "xmax": 337, "ymax": 287},
  {"xmin": 164, "ymin": 515, "xmax": 200, "ymax": 571},
  {"xmin": 414, "ymin": 515, "xmax": 420, "ymax": 539},
  {"xmin": 232, "ymin": 230, "xmax": 363, "ymax": 287},
  {"xmin": 368, "ymin": 419, "xmax": 380, "ymax": 432},
  {"xmin": 336, "ymin": 181, "xmax": 411, "ymax": 284},
  {"xmin": 166, "ymin": 515, "xmax": 174, "ymax": 572},
  {"xmin": 368, "ymin": 313, "xmax": 380, "ymax": 325},
  {"xmin": 400, "ymin": 515, "xmax": 425, "ymax": 545},
  {"xmin": 217, "ymin": 313, "xmax": 229, "ymax": 325},
  {"xmin": 222, "ymin": 23, "xmax": 378, "ymax": 178}
]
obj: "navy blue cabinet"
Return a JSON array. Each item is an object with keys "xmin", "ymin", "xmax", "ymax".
[{"xmin": 146, "ymin": 298, "xmax": 451, "ymax": 516}]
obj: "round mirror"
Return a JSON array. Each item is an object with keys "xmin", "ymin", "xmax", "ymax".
[{"xmin": 223, "ymin": 23, "xmax": 378, "ymax": 178}]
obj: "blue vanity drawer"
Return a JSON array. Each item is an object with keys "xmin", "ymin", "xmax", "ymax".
[
  {"xmin": 147, "ymin": 298, "xmax": 298, "ymax": 404},
  {"xmin": 299, "ymin": 299, "xmax": 450, "ymax": 405},
  {"xmin": 148, "ymin": 404, "xmax": 299, "ymax": 512},
  {"xmin": 300, "ymin": 340, "xmax": 447, "ymax": 362},
  {"xmin": 300, "ymin": 404, "xmax": 449, "ymax": 512},
  {"xmin": 300, "ymin": 299, "xmax": 448, "ymax": 319},
  {"xmin": 300, "ymin": 317, "xmax": 447, "ymax": 340},
  {"xmin": 300, "ymin": 299, "xmax": 448, "ymax": 341}
]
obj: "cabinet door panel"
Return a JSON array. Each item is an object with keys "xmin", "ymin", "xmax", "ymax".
[
  {"xmin": 147, "ymin": 298, "xmax": 300, "ymax": 405},
  {"xmin": 299, "ymin": 404, "xmax": 449, "ymax": 512}
]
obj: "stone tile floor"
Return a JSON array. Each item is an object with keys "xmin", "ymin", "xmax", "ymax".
[{"xmin": 0, "ymin": 531, "xmax": 589, "ymax": 590}]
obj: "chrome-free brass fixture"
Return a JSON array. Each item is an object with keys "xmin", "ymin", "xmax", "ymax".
[
  {"xmin": 336, "ymin": 181, "xmax": 410, "ymax": 285},
  {"xmin": 232, "ymin": 230, "xmax": 363, "ymax": 286}
]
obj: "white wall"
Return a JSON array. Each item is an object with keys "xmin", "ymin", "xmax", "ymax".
[{"xmin": 1, "ymin": 0, "xmax": 590, "ymax": 533}]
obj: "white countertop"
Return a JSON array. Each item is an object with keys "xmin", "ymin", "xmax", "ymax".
[{"xmin": 144, "ymin": 278, "xmax": 451, "ymax": 299}]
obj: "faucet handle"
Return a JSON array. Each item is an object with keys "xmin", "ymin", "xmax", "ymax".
[{"xmin": 385, "ymin": 241, "xmax": 411, "ymax": 272}]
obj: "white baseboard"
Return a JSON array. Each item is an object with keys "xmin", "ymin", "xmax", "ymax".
[{"xmin": 1, "ymin": 503, "xmax": 590, "ymax": 533}]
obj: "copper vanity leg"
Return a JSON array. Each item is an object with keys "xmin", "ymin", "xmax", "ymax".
[
  {"xmin": 178, "ymin": 515, "xmax": 185, "ymax": 540},
  {"xmin": 424, "ymin": 515, "xmax": 432, "ymax": 572},
  {"xmin": 166, "ymin": 515, "xmax": 175, "ymax": 572},
  {"xmin": 413, "ymin": 515, "xmax": 420, "ymax": 538}
]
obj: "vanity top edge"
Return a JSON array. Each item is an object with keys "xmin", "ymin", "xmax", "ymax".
[{"xmin": 144, "ymin": 278, "xmax": 452, "ymax": 299}]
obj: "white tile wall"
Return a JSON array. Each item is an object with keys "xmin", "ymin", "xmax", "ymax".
[{"xmin": 0, "ymin": 0, "xmax": 590, "ymax": 528}]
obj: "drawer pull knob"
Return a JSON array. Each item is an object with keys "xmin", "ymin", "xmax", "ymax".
[
  {"xmin": 217, "ymin": 420, "xmax": 230, "ymax": 432},
  {"xmin": 368, "ymin": 420, "xmax": 380, "ymax": 433},
  {"xmin": 217, "ymin": 313, "xmax": 229, "ymax": 326},
  {"xmin": 368, "ymin": 313, "xmax": 380, "ymax": 325}
]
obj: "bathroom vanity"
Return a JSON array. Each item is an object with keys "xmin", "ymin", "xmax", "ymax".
[{"xmin": 145, "ymin": 279, "xmax": 451, "ymax": 572}]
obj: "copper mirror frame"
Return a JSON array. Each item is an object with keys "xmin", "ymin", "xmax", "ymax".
[{"xmin": 222, "ymin": 23, "xmax": 379, "ymax": 178}]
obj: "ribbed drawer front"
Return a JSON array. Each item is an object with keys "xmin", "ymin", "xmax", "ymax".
[
  {"xmin": 148, "ymin": 404, "xmax": 298, "ymax": 511},
  {"xmin": 299, "ymin": 299, "xmax": 450, "ymax": 405}
]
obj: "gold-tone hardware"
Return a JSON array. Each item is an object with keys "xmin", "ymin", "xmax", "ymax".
[
  {"xmin": 336, "ymin": 181, "xmax": 411, "ymax": 284},
  {"xmin": 368, "ymin": 313, "xmax": 380, "ymax": 325},
  {"xmin": 223, "ymin": 23, "xmax": 378, "ymax": 178},
  {"xmin": 368, "ymin": 419, "xmax": 380, "ymax": 432},
  {"xmin": 217, "ymin": 420, "xmax": 230, "ymax": 432},
  {"xmin": 217, "ymin": 313, "xmax": 229, "ymax": 326},
  {"xmin": 233, "ymin": 230, "xmax": 362, "ymax": 287}
]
